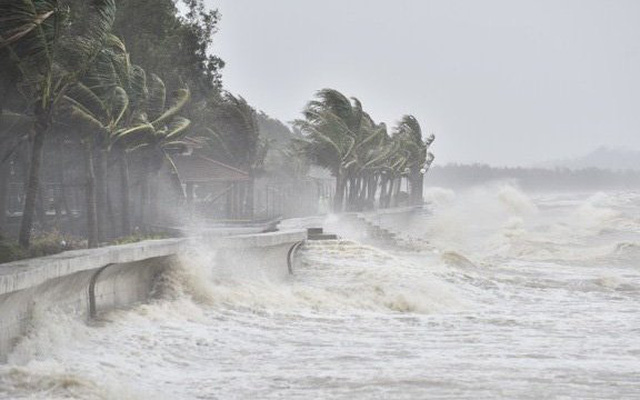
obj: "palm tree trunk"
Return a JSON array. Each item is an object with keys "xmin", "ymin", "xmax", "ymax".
[
  {"xmin": 333, "ymin": 172, "xmax": 346, "ymax": 213},
  {"xmin": 95, "ymin": 147, "xmax": 108, "ymax": 241},
  {"xmin": 378, "ymin": 176, "xmax": 387, "ymax": 208},
  {"xmin": 359, "ymin": 174, "xmax": 369, "ymax": 209},
  {"xmin": 106, "ymin": 182, "xmax": 116, "ymax": 238},
  {"xmin": 409, "ymin": 170, "xmax": 424, "ymax": 205},
  {"xmin": 55, "ymin": 140, "xmax": 69, "ymax": 232},
  {"xmin": 118, "ymin": 149, "xmax": 131, "ymax": 236},
  {"xmin": 391, "ymin": 177, "xmax": 401, "ymax": 207},
  {"xmin": 0, "ymin": 161, "xmax": 8, "ymax": 233},
  {"xmin": 85, "ymin": 140, "xmax": 98, "ymax": 248},
  {"xmin": 383, "ymin": 177, "xmax": 393, "ymax": 208},
  {"xmin": 139, "ymin": 157, "xmax": 149, "ymax": 229},
  {"xmin": 347, "ymin": 176, "xmax": 357, "ymax": 210},
  {"xmin": 367, "ymin": 175, "xmax": 377, "ymax": 209},
  {"xmin": 246, "ymin": 174, "xmax": 255, "ymax": 220},
  {"xmin": 59, "ymin": 180, "xmax": 71, "ymax": 233},
  {"xmin": 149, "ymin": 173, "xmax": 159, "ymax": 226},
  {"xmin": 18, "ymin": 128, "xmax": 45, "ymax": 248},
  {"xmin": 36, "ymin": 182, "xmax": 46, "ymax": 229}
]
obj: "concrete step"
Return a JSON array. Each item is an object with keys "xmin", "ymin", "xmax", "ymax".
[
  {"xmin": 307, "ymin": 227, "xmax": 324, "ymax": 235},
  {"xmin": 307, "ymin": 233, "xmax": 339, "ymax": 241}
]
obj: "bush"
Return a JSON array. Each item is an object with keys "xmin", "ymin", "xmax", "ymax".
[
  {"xmin": 0, "ymin": 238, "xmax": 26, "ymax": 264},
  {"xmin": 110, "ymin": 232, "xmax": 169, "ymax": 245},
  {"xmin": 0, "ymin": 230, "xmax": 84, "ymax": 264}
]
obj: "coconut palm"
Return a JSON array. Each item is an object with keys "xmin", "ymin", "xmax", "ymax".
[
  {"xmin": 205, "ymin": 93, "xmax": 268, "ymax": 218},
  {"xmin": 293, "ymin": 89, "xmax": 365, "ymax": 212},
  {"xmin": 0, "ymin": 0, "xmax": 117, "ymax": 247},
  {"xmin": 61, "ymin": 34, "xmax": 135, "ymax": 243},
  {"xmin": 111, "ymin": 73, "xmax": 191, "ymax": 227},
  {"xmin": 393, "ymin": 115, "xmax": 435, "ymax": 205}
]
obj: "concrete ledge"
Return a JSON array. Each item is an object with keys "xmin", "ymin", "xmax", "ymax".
[
  {"xmin": 206, "ymin": 229, "xmax": 305, "ymax": 249},
  {"xmin": 0, "ymin": 230, "xmax": 306, "ymax": 361},
  {"xmin": 0, "ymin": 238, "xmax": 186, "ymax": 296},
  {"xmin": 0, "ymin": 230, "xmax": 306, "ymax": 297}
]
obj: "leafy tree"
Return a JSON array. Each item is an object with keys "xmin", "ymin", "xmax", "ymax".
[
  {"xmin": 113, "ymin": 0, "xmax": 223, "ymax": 97},
  {"xmin": 204, "ymin": 93, "xmax": 268, "ymax": 218},
  {"xmin": 61, "ymin": 35, "xmax": 131, "ymax": 245},
  {"xmin": 0, "ymin": 0, "xmax": 117, "ymax": 247},
  {"xmin": 294, "ymin": 89, "xmax": 365, "ymax": 211},
  {"xmin": 393, "ymin": 115, "xmax": 434, "ymax": 205},
  {"xmin": 111, "ymin": 73, "xmax": 191, "ymax": 226}
]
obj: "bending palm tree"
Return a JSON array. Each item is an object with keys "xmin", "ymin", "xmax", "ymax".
[
  {"xmin": 0, "ymin": 0, "xmax": 117, "ymax": 247},
  {"xmin": 112, "ymin": 74, "xmax": 191, "ymax": 227},
  {"xmin": 393, "ymin": 115, "xmax": 435, "ymax": 205},
  {"xmin": 294, "ymin": 89, "xmax": 364, "ymax": 212},
  {"xmin": 205, "ymin": 93, "xmax": 268, "ymax": 219},
  {"xmin": 62, "ymin": 35, "xmax": 135, "ymax": 244}
]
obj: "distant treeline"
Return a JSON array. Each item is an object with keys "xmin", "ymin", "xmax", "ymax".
[{"xmin": 426, "ymin": 164, "xmax": 640, "ymax": 191}]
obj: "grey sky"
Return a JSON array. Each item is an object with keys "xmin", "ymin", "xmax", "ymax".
[{"xmin": 207, "ymin": 0, "xmax": 640, "ymax": 166}]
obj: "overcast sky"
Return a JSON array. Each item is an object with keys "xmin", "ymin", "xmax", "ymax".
[{"xmin": 206, "ymin": 0, "xmax": 640, "ymax": 166}]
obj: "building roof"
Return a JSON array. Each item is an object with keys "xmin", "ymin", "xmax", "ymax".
[{"xmin": 171, "ymin": 154, "xmax": 249, "ymax": 182}]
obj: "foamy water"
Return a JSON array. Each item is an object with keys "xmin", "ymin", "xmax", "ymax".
[{"xmin": 1, "ymin": 187, "xmax": 639, "ymax": 399}]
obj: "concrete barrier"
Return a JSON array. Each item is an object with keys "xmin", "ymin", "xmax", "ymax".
[{"xmin": 0, "ymin": 230, "xmax": 306, "ymax": 361}]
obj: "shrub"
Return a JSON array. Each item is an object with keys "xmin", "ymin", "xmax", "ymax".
[
  {"xmin": 110, "ymin": 232, "xmax": 170, "ymax": 245},
  {"xmin": 0, "ymin": 230, "xmax": 84, "ymax": 264}
]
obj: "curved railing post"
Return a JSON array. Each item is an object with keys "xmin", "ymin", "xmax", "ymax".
[
  {"xmin": 88, "ymin": 263, "xmax": 114, "ymax": 319},
  {"xmin": 287, "ymin": 241, "xmax": 304, "ymax": 275}
]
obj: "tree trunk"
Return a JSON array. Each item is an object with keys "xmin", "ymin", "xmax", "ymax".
[
  {"xmin": 378, "ymin": 176, "xmax": 387, "ymax": 208},
  {"xmin": 18, "ymin": 128, "xmax": 46, "ymax": 248},
  {"xmin": 139, "ymin": 158, "xmax": 149, "ymax": 229},
  {"xmin": 366, "ymin": 175, "xmax": 377, "ymax": 209},
  {"xmin": 359, "ymin": 174, "xmax": 370, "ymax": 209},
  {"xmin": 119, "ymin": 149, "xmax": 131, "ymax": 236},
  {"xmin": 59, "ymin": 179, "xmax": 71, "ymax": 234},
  {"xmin": 382, "ymin": 177, "xmax": 393, "ymax": 208},
  {"xmin": 55, "ymin": 140, "xmax": 68, "ymax": 232},
  {"xmin": 94, "ymin": 147, "xmax": 108, "ymax": 242},
  {"xmin": 391, "ymin": 177, "xmax": 401, "ymax": 207},
  {"xmin": 346, "ymin": 176, "xmax": 357, "ymax": 211},
  {"xmin": 106, "ymin": 182, "xmax": 116, "ymax": 238},
  {"xmin": 0, "ymin": 161, "xmax": 8, "ymax": 234},
  {"xmin": 149, "ymin": 173, "xmax": 158, "ymax": 227},
  {"xmin": 333, "ymin": 172, "xmax": 346, "ymax": 213},
  {"xmin": 36, "ymin": 183, "xmax": 46, "ymax": 229},
  {"xmin": 85, "ymin": 140, "xmax": 98, "ymax": 248},
  {"xmin": 246, "ymin": 175, "xmax": 255, "ymax": 220},
  {"xmin": 409, "ymin": 170, "xmax": 424, "ymax": 206}
]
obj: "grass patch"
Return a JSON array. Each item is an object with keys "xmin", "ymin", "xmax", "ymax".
[
  {"xmin": 0, "ymin": 231, "xmax": 85, "ymax": 264},
  {"xmin": 110, "ymin": 232, "xmax": 170, "ymax": 245},
  {"xmin": 0, "ymin": 230, "xmax": 172, "ymax": 264}
]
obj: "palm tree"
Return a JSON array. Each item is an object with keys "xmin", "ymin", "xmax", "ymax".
[
  {"xmin": 111, "ymin": 73, "xmax": 191, "ymax": 228},
  {"xmin": 347, "ymin": 113, "xmax": 389, "ymax": 209},
  {"xmin": 205, "ymin": 93, "xmax": 268, "ymax": 219},
  {"xmin": 393, "ymin": 115, "xmax": 435, "ymax": 205},
  {"xmin": 62, "ymin": 35, "xmax": 133, "ymax": 243},
  {"xmin": 0, "ymin": 0, "xmax": 117, "ymax": 247},
  {"xmin": 294, "ymin": 89, "xmax": 365, "ymax": 212}
]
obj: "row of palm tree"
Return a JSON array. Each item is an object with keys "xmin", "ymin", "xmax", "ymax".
[
  {"xmin": 294, "ymin": 89, "xmax": 435, "ymax": 212},
  {"xmin": 0, "ymin": 2, "xmax": 437, "ymax": 252},
  {"xmin": 1, "ymin": 0, "xmax": 120, "ymax": 247},
  {"xmin": 0, "ymin": 0, "xmax": 211, "ymax": 248}
]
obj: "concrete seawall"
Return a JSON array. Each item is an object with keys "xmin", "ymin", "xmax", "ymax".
[{"xmin": 0, "ymin": 230, "xmax": 305, "ymax": 361}]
